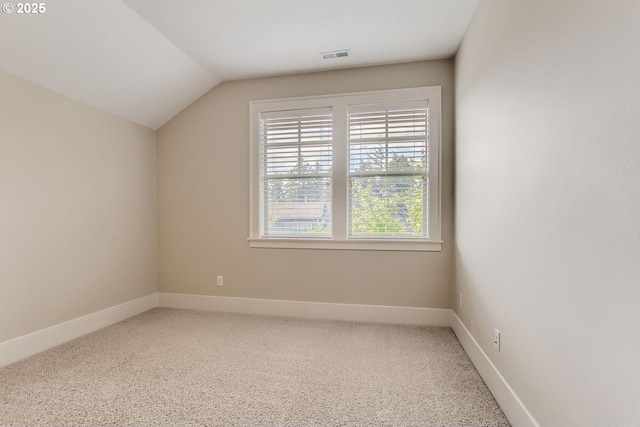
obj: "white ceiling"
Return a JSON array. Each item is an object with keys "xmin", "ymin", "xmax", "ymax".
[{"xmin": 0, "ymin": 0, "xmax": 478, "ymax": 129}]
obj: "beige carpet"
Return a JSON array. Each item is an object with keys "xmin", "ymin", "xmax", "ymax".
[{"xmin": 0, "ymin": 308, "xmax": 510, "ymax": 426}]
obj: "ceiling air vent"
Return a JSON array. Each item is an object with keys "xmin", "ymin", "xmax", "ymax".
[{"xmin": 321, "ymin": 50, "xmax": 350, "ymax": 59}]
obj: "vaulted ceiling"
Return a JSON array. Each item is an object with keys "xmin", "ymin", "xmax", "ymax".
[{"xmin": 0, "ymin": 0, "xmax": 478, "ymax": 129}]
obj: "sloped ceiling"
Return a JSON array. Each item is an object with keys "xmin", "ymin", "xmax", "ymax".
[{"xmin": 0, "ymin": 0, "xmax": 478, "ymax": 129}]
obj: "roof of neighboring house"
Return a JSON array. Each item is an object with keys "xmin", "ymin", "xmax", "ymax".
[{"xmin": 269, "ymin": 202, "xmax": 327, "ymax": 220}]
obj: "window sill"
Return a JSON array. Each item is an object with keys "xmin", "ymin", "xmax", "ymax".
[{"xmin": 248, "ymin": 238, "xmax": 443, "ymax": 252}]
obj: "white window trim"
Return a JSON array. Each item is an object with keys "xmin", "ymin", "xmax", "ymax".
[{"xmin": 249, "ymin": 86, "xmax": 442, "ymax": 252}]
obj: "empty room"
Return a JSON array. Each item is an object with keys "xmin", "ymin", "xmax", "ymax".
[{"xmin": 1, "ymin": 1, "xmax": 639, "ymax": 426}]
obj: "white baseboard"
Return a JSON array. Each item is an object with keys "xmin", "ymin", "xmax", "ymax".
[
  {"xmin": 158, "ymin": 293, "xmax": 451, "ymax": 326},
  {"xmin": 0, "ymin": 293, "xmax": 157, "ymax": 368},
  {"xmin": 450, "ymin": 311, "xmax": 539, "ymax": 427},
  {"xmin": 0, "ymin": 291, "xmax": 537, "ymax": 427}
]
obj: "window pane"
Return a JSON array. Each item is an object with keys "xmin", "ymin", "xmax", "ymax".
[
  {"xmin": 260, "ymin": 108, "xmax": 333, "ymax": 237},
  {"xmin": 265, "ymin": 144, "xmax": 332, "ymax": 175},
  {"xmin": 264, "ymin": 177, "xmax": 331, "ymax": 236},
  {"xmin": 348, "ymin": 105, "xmax": 428, "ymax": 238},
  {"xmin": 349, "ymin": 175, "xmax": 426, "ymax": 238}
]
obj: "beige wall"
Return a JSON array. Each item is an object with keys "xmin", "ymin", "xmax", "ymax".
[
  {"xmin": 157, "ymin": 60, "xmax": 454, "ymax": 308},
  {"xmin": 455, "ymin": 1, "xmax": 640, "ymax": 426},
  {"xmin": 0, "ymin": 72, "xmax": 157, "ymax": 343}
]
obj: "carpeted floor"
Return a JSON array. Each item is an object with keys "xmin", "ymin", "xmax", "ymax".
[{"xmin": 0, "ymin": 308, "xmax": 510, "ymax": 426}]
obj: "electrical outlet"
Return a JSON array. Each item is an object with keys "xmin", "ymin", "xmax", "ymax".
[
  {"xmin": 459, "ymin": 293, "xmax": 463, "ymax": 308},
  {"xmin": 494, "ymin": 329, "xmax": 501, "ymax": 351},
  {"xmin": 216, "ymin": 276, "xmax": 223, "ymax": 286}
]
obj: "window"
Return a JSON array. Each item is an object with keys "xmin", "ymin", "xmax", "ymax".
[
  {"xmin": 260, "ymin": 109, "xmax": 333, "ymax": 237},
  {"xmin": 348, "ymin": 103, "xmax": 428, "ymax": 239},
  {"xmin": 250, "ymin": 86, "xmax": 441, "ymax": 251}
]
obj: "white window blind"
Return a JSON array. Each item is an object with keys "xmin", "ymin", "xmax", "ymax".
[
  {"xmin": 348, "ymin": 102, "xmax": 429, "ymax": 238},
  {"xmin": 259, "ymin": 108, "xmax": 333, "ymax": 237}
]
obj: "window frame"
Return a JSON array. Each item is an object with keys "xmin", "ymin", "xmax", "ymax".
[{"xmin": 249, "ymin": 86, "xmax": 442, "ymax": 252}]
